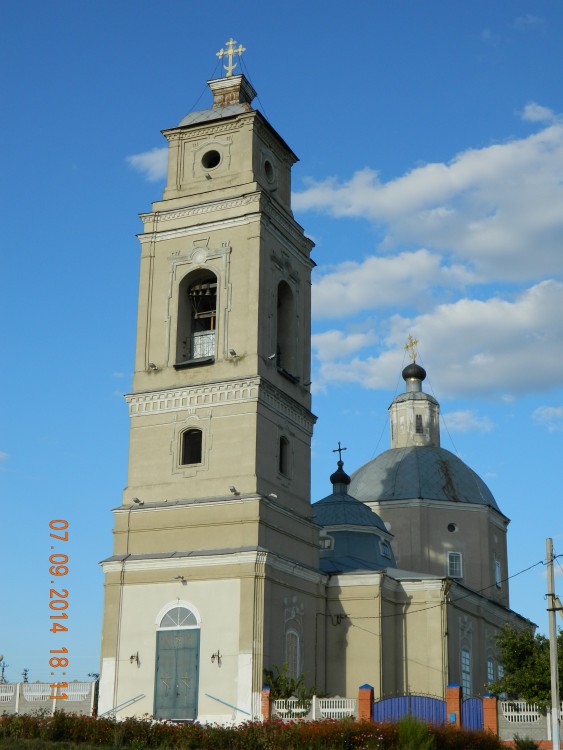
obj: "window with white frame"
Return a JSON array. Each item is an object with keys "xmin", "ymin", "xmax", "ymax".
[
  {"xmin": 159, "ymin": 606, "xmax": 198, "ymax": 628},
  {"xmin": 448, "ymin": 551, "xmax": 463, "ymax": 578},
  {"xmin": 461, "ymin": 648, "xmax": 471, "ymax": 695}
]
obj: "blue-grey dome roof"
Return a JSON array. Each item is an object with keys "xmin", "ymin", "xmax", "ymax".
[
  {"xmin": 313, "ymin": 491, "xmax": 388, "ymax": 531},
  {"xmin": 349, "ymin": 446, "xmax": 500, "ymax": 512},
  {"xmin": 313, "ymin": 459, "xmax": 396, "ymax": 573}
]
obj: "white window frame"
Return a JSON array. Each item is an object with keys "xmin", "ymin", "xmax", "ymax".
[{"xmin": 448, "ymin": 551, "xmax": 463, "ymax": 578}]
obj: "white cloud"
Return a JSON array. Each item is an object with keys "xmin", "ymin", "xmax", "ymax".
[
  {"xmin": 311, "ymin": 329, "xmax": 378, "ymax": 362},
  {"xmin": 0, "ymin": 451, "xmax": 8, "ymax": 461},
  {"xmin": 312, "ymin": 249, "xmax": 475, "ymax": 319},
  {"xmin": 295, "ymin": 116, "xmax": 563, "ymax": 282},
  {"xmin": 312, "ymin": 280, "xmax": 563, "ymax": 397},
  {"xmin": 112, "ymin": 372, "xmax": 126, "ymax": 379},
  {"xmin": 127, "ymin": 147, "xmax": 167, "ymax": 181},
  {"xmin": 441, "ymin": 410, "xmax": 494, "ymax": 433},
  {"xmin": 514, "ymin": 15, "xmax": 544, "ymax": 29},
  {"xmin": 522, "ymin": 102, "xmax": 555, "ymax": 123},
  {"xmin": 532, "ymin": 406, "xmax": 563, "ymax": 432}
]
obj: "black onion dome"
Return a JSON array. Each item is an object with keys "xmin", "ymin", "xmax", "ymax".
[
  {"xmin": 402, "ymin": 362, "xmax": 427, "ymax": 382},
  {"xmin": 330, "ymin": 460, "xmax": 350, "ymax": 486}
]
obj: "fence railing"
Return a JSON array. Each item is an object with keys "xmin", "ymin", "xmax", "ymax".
[
  {"xmin": 499, "ymin": 700, "xmax": 543, "ymax": 723},
  {"xmin": 272, "ymin": 696, "xmax": 357, "ymax": 721},
  {"xmin": 0, "ymin": 681, "xmax": 95, "ymax": 715}
]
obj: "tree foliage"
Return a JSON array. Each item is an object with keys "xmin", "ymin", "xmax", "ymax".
[{"xmin": 489, "ymin": 625, "xmax": 563, "ymax": 709}]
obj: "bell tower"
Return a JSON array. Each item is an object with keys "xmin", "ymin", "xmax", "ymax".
[
  {"xmin": 127, "ymin": 71, "xmax": 314, "ymax": 513},
  {"xmin": 99, "ymin": 46, "xmax": 322, "ymax": 722}
]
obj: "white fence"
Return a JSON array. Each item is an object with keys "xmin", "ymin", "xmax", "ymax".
[
  {"xmin": 498, "ymin": 699, "xmax": 563, "ymax": 743},
  {"xmin": 272, "ymin": 696, "xmax": 357, "ymax": 721},
  {"xmin": 0, "ymin": 682, "xmax": 95, "ymax": 716}
]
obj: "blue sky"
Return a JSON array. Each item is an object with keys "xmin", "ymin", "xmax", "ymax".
[{"xmin": 1, "ymin": 1, "xmax": 562, "ymax": 684}]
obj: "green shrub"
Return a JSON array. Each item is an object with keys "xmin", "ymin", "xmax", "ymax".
[
  {"xmin": 513, "ymin": 735, "xmax": 540, "ymax": 750},
  {"xmin": 396, "ymin": 714, "xmax": 434, "ymax": 750}
]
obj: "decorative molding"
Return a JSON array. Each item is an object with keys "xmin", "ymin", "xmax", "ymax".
[
  {"xmin": 163, "ymin": 115, "xmax": 249, "ymax": 142},
  {"xmin": 126, "ymin": 377, "xmax": 261, "ymax": 416},
  {"xmin": 139, "ymin": 193, "xmax": 261, "ymax": 228},
  {"xmin": 284, "ymin": 595, "xmax": 304, "ymax": 626},
  {"xmin": 125, "ymin": 378, "xmax": 316, "ymax": 435}
]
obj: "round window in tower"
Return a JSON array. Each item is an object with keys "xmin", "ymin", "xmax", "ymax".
[
  {"xmin": 264, "ymin": 159, "xmax": 275, "ymax": 183},
  {"xmin": 201, "ymin": 149, "xmax": 221, "ymax": 170},
  {"xmin": 448, "ymin": 523, "xmax": 458, "ymax": 533}
]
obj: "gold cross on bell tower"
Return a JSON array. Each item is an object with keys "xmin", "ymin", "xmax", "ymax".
[
  {"xmin": 216, "ymin": 38, "xmax": 246, "ymax": 77},
  {"xmin": 404, "ymin": 334, "xmax": 419, "ymax": 362}
]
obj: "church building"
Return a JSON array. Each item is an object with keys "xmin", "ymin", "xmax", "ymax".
[{"xmin": 98, "ymin": 44, "xmax": 530, "ymax": 722}]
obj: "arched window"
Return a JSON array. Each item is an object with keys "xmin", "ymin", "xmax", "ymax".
[
  {"xmin": 181, "ymin": 429, "xmax": 202, "ymax": 465},
  {"xmin": 176, "ymin": 271, "xmax": 217, "ymax": 364},
  {"xmin": 159, "ymin": 606, "xmax": 198, "ymax": 628},
  {"xmin": 415, "ymin": 414, "xmax": 423, "ymax": 434},
  {"xmin": 285, "ymin": 629, "xmax": 301, "ymax": 681},
  {"xmin": 279, "ymin": 436, "xmax": 290, "ymax": 476},
  {"xmin": 276, "ymin": 281, "xmax": 296, "ymax": 375}
]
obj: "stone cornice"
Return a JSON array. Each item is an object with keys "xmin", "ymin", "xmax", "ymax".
[
  {"xmin": 139, "ymin": 193, "xmax": 261, "ymax": 229},
  {"xmin": 126, "ymin": 377, "xmax": 316, "ymax": 435},
  {"xmin": 100, "ymin": 548, "xmax": 325, "ymax": 585},
  {"xmin": 162, "ymin": 113, "xmax": 252, "ymax": 142},
  {"xmin": 138, "ymin": 192, "xmax": 314, "ymax": 265},
  {"xmin": 366, "ymin": 498, "xmax": 510, "ymax": 528}
]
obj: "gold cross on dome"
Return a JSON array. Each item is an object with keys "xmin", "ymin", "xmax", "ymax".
[
  {"xmin": 216, "ymin": 38, "xmax": 246, "ymax": 77},
  {"xmin": 404, "ymin": 334, "xmax": 419, "ymax": 362}
]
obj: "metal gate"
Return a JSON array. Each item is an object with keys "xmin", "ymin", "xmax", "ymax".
[
  {"xmin": 462, "ymin": 697, "xmax": 483, "ymax": 730},
  {"xmin": 373, "ymin": 695, "xmax": 446, "ymax": 726},
  {"xmin": 154, "ymin": 629, "xmax": 200, "ymax": 720}
]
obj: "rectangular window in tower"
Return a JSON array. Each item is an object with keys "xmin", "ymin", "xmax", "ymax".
[
  {"xmin": 181, "ymin": 429, "xmax": 203, "ymax": 465},
  {"xmin": 495, "ymin": 559, "xmax": 502, "ymax": 588},
  {"xmin": 415, "ymin": 414, "xmax": 423, "ymax": 433},
  {"xmin": 448, "ymin": 552, "xmax": 463, "ymax": 578}
]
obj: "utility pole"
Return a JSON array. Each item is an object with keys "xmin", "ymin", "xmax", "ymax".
[{"xmin": 546, "ymin": 538, "xmax": 561, "ymax": 750}]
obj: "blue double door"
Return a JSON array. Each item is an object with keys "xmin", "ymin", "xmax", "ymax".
[{"xmin": 154, "ymin": 629, "xmax": 200, "ymax": 720}]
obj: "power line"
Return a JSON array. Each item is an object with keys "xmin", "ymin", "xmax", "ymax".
[{"xmin": 339, "ymin": 556, "xmax": 558, "ymax": 635}]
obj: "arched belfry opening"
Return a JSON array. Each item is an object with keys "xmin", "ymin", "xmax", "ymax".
[
  {"xmin": 176, "ymin": 270, "xmax": 217, "ymax": 364},
  {"xmin": 276, "ymin": 280, "xmax": 296, "ymax": 375}
]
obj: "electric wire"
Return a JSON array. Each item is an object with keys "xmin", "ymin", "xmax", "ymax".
[
  {"xmin": 184, "ymin": 60, "xmax": 221, "ymax": 116},
  {"xmin": 336, "ymin": 555, "xmax": 563, "ymax": 636},
  {"xmin": 417, "ymin": 352, "xmax": 460, "ymax": 458}
]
